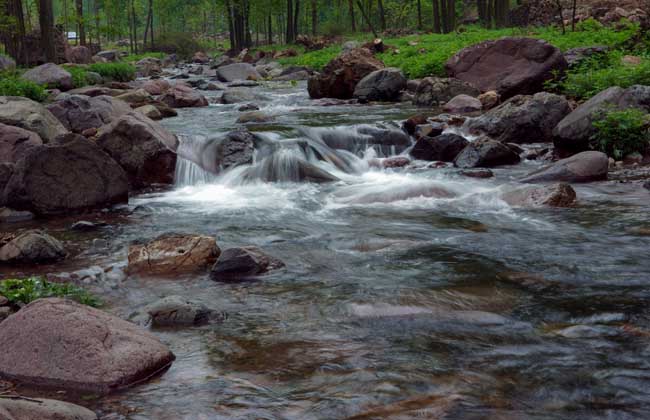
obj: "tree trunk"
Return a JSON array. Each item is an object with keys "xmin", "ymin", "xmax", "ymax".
[
  {"xmin": 311, "ymin": 0, "xmax": 317, "ymax": 35},
  {"xmin": 432, "ymin": 0, "xmax": 440, "ymax": 33},
  {"xmin": 286, "ymin": 0, "xmax": 294, "ymax": 43},
  {"xmin": 294, "ymin": 0, "xmax": 300, "ymax": 39},
  {"xmin": 226, "ymin": 0, "xmax": 235, "ymax": 50},
  {"xmin": 131, "ymin": 0, "xmax": 138, "ymax": 53},
  {"xmin": 75, "ymin": 0, "xmax": 85, "ymax": 46},
  {"xmin": 417, "ymin": 0, "xmax": 422, "ymax": 30},
  {"xmin": 348, "ymin": 0, "xmax": 356, "ymax": 31},
  {"xmin": 268, "ymin": 14, "xmax": 273, "ymax": 44},
  {"xmin": 446, "ymin": 0, "xmax": 455, "ymax": 31},
  {"xmin": 39, "ymin": 0, "xmax": 56, "ymax": 62},
  {"xmin": 355, "ymin": 0, "xmax": 377, "ymax": 37},
  {"xmin": 377, "ymin": 0, "xmax": 386, "ymax": 32},
  {"xmin": 571, "ymin": 0, "xmax": 577, "ymax": 31},
  {"xmin": 94, "ymin": 0, "xmax": 101, "ymax": 48},
  {"xmin": 143, "ymin": 0, "xmax": 153, "ymax": 49},
  {"xmin": 439, "ymin": 0, "xmax": 448, "ymax": 32}
]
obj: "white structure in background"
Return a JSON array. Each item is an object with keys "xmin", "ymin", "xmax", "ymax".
[{"xmin": 66, "ymin": 32, "xmax": 77, "ymax": 41}]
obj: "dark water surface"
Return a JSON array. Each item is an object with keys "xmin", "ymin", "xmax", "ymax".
[{"xmin": 3, "ymin": 81, "xmax": 650, "ymax": 419}]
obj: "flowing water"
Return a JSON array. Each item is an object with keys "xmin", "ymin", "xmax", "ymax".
[{"xmin": 4, "ymin": 81, "xmax": 650, "ymax": 419}]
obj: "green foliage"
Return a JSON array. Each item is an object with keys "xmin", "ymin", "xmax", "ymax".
[
  {"xmin": 0, "ymin": 277, "xmax": 101, "ymax": 307},
  {"xmin": 273, "ymin": 22, "xmax": 638, "ymax": 78},
  {"xmin": 0, "ymin": 71, "xmax": 48, "ymax": 102},
  {"xmin": 124, "ymin": 51, "xmax": 166, "ymax": 63},
  {"xmin": 591, "ymin": 108, "xmax": 650, "ymax": 159},
  {"xmin": 62, "ymin": 65, "xmax": 89, "ymax": 88},
  {"xmin": 547, "ymin": 50, "xmax": 650, "ymax": 99},
  {"xmin": 154, "ymin": 32, "xmax": 203, "ymax": 59},
  {"xmin": 88, "ymin": 62, "xmax": 136, "ymax": 82}
]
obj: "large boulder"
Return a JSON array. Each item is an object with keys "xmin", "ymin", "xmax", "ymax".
[
  {"xmin": 216, "ymin": 63, "xmax": 261, "ymax": 82},
  {"xmin": 308, "ymin": 48, "xmax": 384, "ymax": 99},
  {"xmin": 96, "ymin": 112, "xmax": 178, "ymax": 189},
  {"xmin": 220, "ymin": 87, "xmax": 268, "ymax": 104},
  {"xmin": 115, "ymin": 89, "xmax": 156, "ymax": 108},
  {"xmin": 466, "ymin": 92, "xmax": 571, "ymax": 144},
  {"xmin": 141, "ymin": 79, "xmax": 171, "ymax": 96},
  {"xmin": 0, "ymin": 123, "xmax": 43, "ymax": 163},
  {"xmin": 46, "ymin": 94, "xmax": 131, "ymax": 134},
  {"xmin": 411, "ymin": 133, "xmax": 469, "ymax": 162},
  {"xmin": 211, "ymin": 246, "xmax": 285, "ymax": 280},
  {"xmin": 22, "ymin": 63, "xmax": 73, "ymax": 91},
  {"xmin": 454, "ymin": 138, "xmax": 521, "ymax": 168},
  {"xmin": 445, "ymin": 37, "xmax": 567, "ymax": 99},
  {"xmin": 0, "ymin": 230, "xmax": 66, "ymax": 264},
  {"xmin": 0, "ymin": 54, "xmax": 16, "ymax": 71},
  {"xmin": 177, "ymin": 130, "xmax": 254, "ymax": 174},
  {"xmin": 413, "ymin": 77, "xmax": 480, "ymax": 107},
  {"xmin": 135, "ymin": 57, "xmax": 162, "ymax": 77},
  {"xmin": 442, "ymin": 94, "xmax": 482, "ymax": 113},
  {"xmin": 3, "ymin": 136, "xmax": 129, "ymax": 215},
  {"xmin": 554, "ymin": 85, "xmax": 650, "ymax": 153},
  {"xmin": 66, "ymin": 45, "xmax": 93, "ymax": 64},
  {"xmin": 353, "ymin": 67, "xmax": 407, "ymax": 102},
  {"xmin": 0, "ymin": 298, "xmax": 175, "ymax": 394},
  {"xmin": 127, "ymin": 233, "xmax": 220, "ymax": 275},
  {"xmin": 500, "ymin": 183, "xmax": 577, "ymax": 208},
  {"xmin": 521, "ymin": 151, "xmax": 608, "ymax": 183},
  {"xmin": 0, "ymin": 96, "xmax": 66, "ymax": 142},
  {"xmin": 95, "ymin": 50, "xmax": 120, "ymax": 62},
  {"xmin": 160, "ymin": 84, "xmax": 208, "ymax": 108},
  {"xmin": 0, "ymin": 397, "xmax": 97, "ymax": 420}
]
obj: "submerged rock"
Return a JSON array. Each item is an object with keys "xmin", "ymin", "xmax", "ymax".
[
  {"xmin": 410, "ymin": 133, "xmax": 469, "ymax": 162},
  {"xmin": 128, "ymin": 233, "xmax": 220, "ymax": 275},
  {"xmin": 500, "ymin": 183, "xmax": 577, "ymax": 208},
  {"xmin": 446, "ymin": 37, "xmax": 567, "ymax": 99},
  {"xmin": 179, "ymin": 130, "xmax": 255, "ymax": 174},
  {"xmin": 0, "ymin": 96, "xmax": 67, "ymax": 143},
  {"xmin": 138, "ymin": 295, "xmax": 216, "ymax": 327},
  {"xmin": 211, "ymin": 246, "xmax": 285, "ymax": 280},
  {"xmin": 0, "ymin": 397, "xmax": 97, "ymax": 420},
  {"xmin": 521, "ymin": 151, "xmax": 608, "ymax": 183},
  {"xmin": 0, "ymin": 298, "xmax": 175, "ymax": 394},
  {"xmin": 0, "ymin": 230, "xmax": 65, "ymax": 264},
  {"xmin": 454, "ymin": 138, "xmax": 521, "ymax": 168},
  {"xmin": 3, "ymin": 137, "xmax": 129, "ymax": 215}
]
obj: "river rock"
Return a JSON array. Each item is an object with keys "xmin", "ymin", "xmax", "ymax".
[
  {"xmin": 3, "ymin": 136, "xmax": 129, "ymax": 215},
  {"xmin": 216, "ymin": 63, "xmax": 261, "ymax": 82},
  {"xmin": 96, "ymin": 112, "xmax": 178, "ymax": 189},
  {"xmin": 320, "ymin": 126, "xmax": 412, "ymax": 155},
  {"xmin": 0, "ymin": 54, "xmax": 16, "ymax": 71},
  {"xmin": 413, "ymin": 77, "xmax": 480, "ymax": 107},
  {"xmin": 411, "ymin": 133, "xmax": 469, "ymax": 162},
  {"xmin": 0, "ymin": 298, "xmax": 175, "ymax": 393},
  {"xmin": 521, "ymin": 151, "xmax": 608, "ymax": 183},
  {"xmin": 402, "ymin": 115, "xmax": 428, "ymax": 135},
  {"xmin": 128, "ymin": 233, "xmax": 220, "ymax": 275},
  {"xmin": 136, "ymin": 104, "xmax": 162, "ymax": 120},
  {"xmin": 353, "ymin": 67, "xmax": 407, "ymax": 102},
  {"xmin": 192, "ymin": 51, "xmax": 210, "ymax": 64},
  {"xmin": 116, "ymin": 89, "xmax": 156, "ymax": 108},
  {"xmin": 220, "ymin": 87, "xmax": 268, "ymax": 104},
  {"xmin": 564, "ymin": 46, "xmax": 608, "ymax": 67},
  {"xmin": 501, "ymin": 183, "xmax": 577, "ymax": 208},
  {"xmin": 135, "ymin": 57, "xmax": 162, "ymax": 77},
  {"xmin": 0, "ymin": 397, "xmax": 97, "ymax": 420},
  {"xmin": 459, "ymin": 168, "xmax": 494, "ymax": 178},
  {"xmin": 466, "ymin": 92, "xmax": 571, "ymax": 144},
  {"xmin": 140, "ymin": 295, "xmax": 214, "ymax": 327},
  {"xmin": 0, "ymin": 230, "xmax": 65, "ymax": 264},
  {"xmin": 141, "ymin": 79, "xmax": 171, "ymax": 95},
  {"xmin": 46, "ymin": 94, "xmax": 131, "ymax": 133},
  {"xmin": 454, "ymin": 138, "xmax": 521, "ymax": 168},
  {"xmin": 553, "ymin": 85, "xmax": 650, "ymax": 153},
  {"xmin": 160, "ymin": 84, "xmax": 208, "ymax": 108},
  {"xmin": 244, "ymin": 154, "xmax": 339, "ymax": 183},
  {"xmin": 0, "ymin": 96, "xmax": 67, "ymax": 142},
  {"xmin": 211, "ymin": 246, "xmax": 285, "ymax": 280},
  {"xmin": 22, "ymin": 63, "xmax": 73, "ymax": 91},
  {"xmin": 181, "ymin": 130, "xmax": 254, "ymax": 174},
  {"xmin": 236, "ymin": 111, "xmax": 274, "ymax": 124},
  {"xmin": 478, "ymin": 90, "xmax": 500, "ymax": 110},
  {"xmin": 67, "ymin": 86, "xmax": 125, "ymax": 97},
  {"xmin": 443, "ymin": 94, "xmax": 482, "ymax": 113},
  {"xmin": 95, "ymin": 50, "xmax": 119, "ymax": 62},
  {"xmin": 445, "ymin": 37, "xmax": 567, "ymax": 99},
  {"xmin": 308, "ymin": 48, "xmax": 384, "ymax": 99},
  {"xmin": 66, "ymin": 45, "xmax": 92, "ymax": 64},
  {"xmin": 0, "ymin": 123, "xmax": 43, "ymax": 163}
]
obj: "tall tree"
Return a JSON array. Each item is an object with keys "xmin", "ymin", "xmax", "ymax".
[
  {"xmin": 285, "ymin": 0, "xmax": 294, "ymax": 43},
  {"xmin": 75, "ymin": 0, "xmax": 85, "ymax": 45},
  {"xmin": 377, "ymin": 0, "xmax": 385, "ymax": 32},
  {"xmin": 311, "ymin": 0, "xmax": 316, "ymax": 35},
  {"xmin": 348, "ymin": 0, "xmax": 355, "ymax": 31},
  {"xmin": 38, "ymin": 0, "xmax": 56, "ymax": 61},
  {"xmin": 432, "ymin": 0, "xmax": 440, "ymax": 33},
  {"xmin": 417, "ymin": 0, "xmax": 422, "ymax": 30}
]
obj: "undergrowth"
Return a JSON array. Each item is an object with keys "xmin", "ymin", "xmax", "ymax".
[{"xmin": 0, "ymin": 277, "xmax": 101, "ymax": 307}]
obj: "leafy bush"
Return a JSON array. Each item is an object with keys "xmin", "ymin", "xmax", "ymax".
[
  {"xmin": 0, "ymin": 72, "xmax": 48, "ymax": 102},
  {"xmin": 591, "ymin": 108, "xmax": 650, "ymax": 159},
  {"xmin": 548, "ymin": 50, "xmax": 650, "ymax": 99},
  {"xmin": 88, "ymin": 62, "xmax": 136, "ymax": 82},
  {"xmin": 154, "ymin": 32, "xmax": 202, "ymax": 59},
  {"xmin": 0, "ymin": 277, "xmax": 101, "ymax": 307},
  {"xmin": 62, "ymin": 65, "xmax": 89, "ymax": 88}
]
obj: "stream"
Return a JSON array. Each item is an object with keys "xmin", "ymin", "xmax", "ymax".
[{"xmin": 3, "ymin": 80, "xmax": 650, "ymax": 419}]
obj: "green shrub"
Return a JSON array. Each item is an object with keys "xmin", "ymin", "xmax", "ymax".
[
  {"xmin": 591, "ymin": 108, "xmax": 650, "ymax": 159},
  {"xmin": 88, "ymin": 62, "xmax": 136, "ymax": 82},
  {"xmin": 0, "ymin": 72, "xmax": 48, "ymax": 102},
  {"xmin": 154, "ymin": 32, "xmax": 202, "ymax": 59},
  {"xmin": 0, "ymin": 277, "xmax": 101, "ymax": 307},
  {"xmin": 62, "ymin": 65, "xmax": 89, "ymax": 88}
]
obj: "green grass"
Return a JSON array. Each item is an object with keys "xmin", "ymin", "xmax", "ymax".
[
  {"xmin": 88, "ymin": 62, "xmax": 136, "ymax": 82},
  {"xmin": 0, "ymin": 71, "xmax": 48, "ymax": 102},
  {"xmin": 592, "ymin": 108, "xmax": 650, "ymax": 159},
  {"xmin": 0, "ymin": 277, "xmax": 101, "ymax": 307},
  {"xmin": 62, "ymin": 65, "xmax": 89, "ymax": 88},
  {"xmin": 264, "ymin": 19, "xmax": 639, "ymax": 79}
]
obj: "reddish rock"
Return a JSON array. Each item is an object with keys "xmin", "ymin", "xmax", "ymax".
[
  {"xmin": 66, "ymin": 45, "xmax": 92, "ymax": 64},
  {"xmin": 160, "ymin": 84, "xmax": 209, "ymax": 108},
  {"xmin": 142, "ymin": 79, "xmax": 171, "ymax": 96},
  {"xmin": 308, "ymin": 48, "xmax": 384, "ymax": 99},
  {"xmin": 445, "ymin": 37, "xmax": 567, "ymax": 99},
  {"xmin": 501, "ymin": 183, "xmax": 577, "ymax": 207},
  {"xmin": 0, "ymin": 123, "xmax": 43, "ymax": 163}
]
